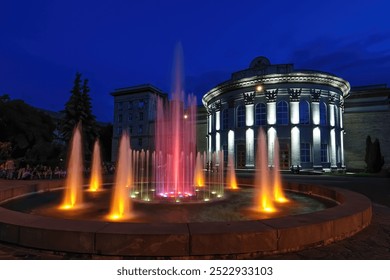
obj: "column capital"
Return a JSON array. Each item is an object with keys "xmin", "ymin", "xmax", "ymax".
[
  {"xmin": 310, "ymin": 89, "xmax": 321, "ymax": 102},
  {"xmin": 243, "ymin": 91, "xmax": 255, "ymax": 105},
  {"xmin": 265, "ymin": 89, "xmax": 278, "ymax": 103},
  {"xmin": 329, "ymin": 93, "xmax": 337, "ymax": 104},
  {"xmin": 288, "ymin": 88, "xmax": 301, "ymax": 102},
  {"xmin": 214, "ymin": 100, "xmax": 222, "ymax": 111}
]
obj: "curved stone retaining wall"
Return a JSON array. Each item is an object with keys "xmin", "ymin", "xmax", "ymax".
[{"xmin": 0, "ymin": 180, "xmax": 372, "ymax": 258}]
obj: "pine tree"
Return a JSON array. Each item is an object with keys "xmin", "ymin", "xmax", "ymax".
[{"xmin": 61, "ymin": 72, "xmax": 98, "ymax": 160}]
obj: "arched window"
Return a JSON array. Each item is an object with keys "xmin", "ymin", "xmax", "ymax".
[
  {"xmin": 299, "ymin": 100, "xmax": 310, "ymax": 124},
  {"xmin": 277, "ymin": 101, "xmax": 289, "ymax": 125},
  {"xmin": 255, "ymin": 103, "xmax": 267, "ymax": 126},
  {"xmin": 236, "ymin": 105, "xmax": 245, "ymax": 127},
  {"xmin": 222, "ymin": 109, "xmax": 229, "ymax": 130},
  {"xmin": 320, "ymin": 102, "xmax": 327, "ymax": 126}
]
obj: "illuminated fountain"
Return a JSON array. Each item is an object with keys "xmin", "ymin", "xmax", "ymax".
[
  {"xmin": 109, "ymin": 132, "xmax": 133, "ymax": 220},
  {"xmin": 194, "ymin": 152, "xmax": 206, "ymax": 187},
  {"xmin": 227, "ymin": 155, "xmax": 238, "ymax": 190},
  {"xmin": 254, "ymin": 128, "xmax": 275, "ymax": 212},
  {"xmin": 60, "ymin": 122, "xmax": 83, "ymax": 209},
  {"xmin": 0, "ymin": 48, "xmax": 372, "ymax": 257},
  {"xmin": 89, "ymin": 139, "xmax": 102, "ymax": 192}
]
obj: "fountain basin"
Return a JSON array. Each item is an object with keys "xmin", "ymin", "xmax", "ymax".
[{"xmin": 0, "ymin": 180, "xmax": 372, "ymax": 258}]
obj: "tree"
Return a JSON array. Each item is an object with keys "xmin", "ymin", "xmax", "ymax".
[
  {"xmin": 0, "ymin": 97, "xmax": 57, "ymax": 162},
  {"xmin": 61, "ymin": 72, "xmax": 98, "ymax": 160},
  {"xmin": 365, "ymin": 135, "xmax": 385, "ymax": 173}
]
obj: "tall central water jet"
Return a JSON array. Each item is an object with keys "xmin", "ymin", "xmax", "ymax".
[
  {"xmin": 154, "ymin": 44, "xmax": 197, "ymax": 199},
  {"xmin": 60, "ymin": 122, "xmax": 83, "ymax": 209}
]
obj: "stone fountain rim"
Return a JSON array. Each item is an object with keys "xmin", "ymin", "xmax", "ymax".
[{"xmin": 0, "ymin": 180, "xmax": 372, "ymax": 258}]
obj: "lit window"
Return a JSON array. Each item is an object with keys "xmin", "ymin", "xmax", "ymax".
[
  {"xmin": 236, "ymin": 105, "xmax": 245, "ymax": 127},
  {"xmin": 299, "ymin": 100, "xmax": 310, "ymax": 124},
  {"xmin": 320, "ymin": 102, "xmax": 327, "ymax": 126},
  {"xmin": 222, "ymin": 109, "xmax": 229, "ymax": 130},
  {"xmin": 138, "ymin": 100, "xmax": 145, "ymax": 109},
  {"xmin": 255, "ymin": 103, "xmax": 266, "ymax": 126},
  {"xmin": 277, "ymin": 101, "xmax": 289, "ymax": 125},
  {"xmin": 321, "ymin": 144, "xmax": 328, "ymax": 162},
  {"xmin": 300, "ymin": 143, "xmax": 311, "ymax": 163}
]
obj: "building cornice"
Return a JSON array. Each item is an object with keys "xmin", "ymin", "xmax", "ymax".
[{"xmin": 202, "ymin": 72, "xmax": 350, "ymax": 106}]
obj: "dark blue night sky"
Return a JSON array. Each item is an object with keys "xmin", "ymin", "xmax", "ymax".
[{"xmin": 1, "ymin": 0, "xmax": 390, "ymax": 122}]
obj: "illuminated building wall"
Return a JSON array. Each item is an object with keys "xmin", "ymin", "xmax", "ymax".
[{"xmin": 203, "ymin": 56, "xmax": 350, "ymax": 171}]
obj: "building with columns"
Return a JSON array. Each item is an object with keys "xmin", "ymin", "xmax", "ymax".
[{"xmin": 202, "ymin": 56, "xmax": 350, "ymax": 171}]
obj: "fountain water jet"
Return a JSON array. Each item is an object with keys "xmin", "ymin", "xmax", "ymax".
[
  {"xmin": 194, "ymin": 152, "xmax": 205, "ymax": 187},
  {"xmin": 108, "ymin": 132, "xmax": 133, "ymax": 220},
  {"xmin": 89, "ymin": 139, "xmax": 102, "ymax": 192},
  {"xmin": 254, "ymin": 128, "xmax": 275, "ymax": 213},
  {"xmin": 60, "ymin": 122, "xmax": 83, "ymax": 209},
  {"xmin": 227, "ymin": 155, "xmax": 238, "ymax": 190},
  {"xmin": 154, "ymin": 44, "xmax": 197, "ymax": 199}
]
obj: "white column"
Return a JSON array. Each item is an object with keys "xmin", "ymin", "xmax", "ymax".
[
  {"xmin": 245, "ymin": 104, "xmax": 254, "ymax": 126},
  {"xmin": 228, "ymin": 130, "xmax": 235, "ymax": 160},
  {"xmin": 312, "ymin": 127, "xmax": 322, "ymax": 169},
  {"xmin": 330, "ymin": 128, "xmax": 337, "ymax": 168},
  {"xmin": 208, "ymin": 135, "xmax": 212, "ymax": 161},
  {"xmin": 339, "ymin": 107, "xmax": 343, "ymax": 129},
  {"xmin": 267, "ymin": 127, "xmax": 276, "ymax": 166},
  {"xmin": 215, "ymin": 132, "xmax": 220, "ymax": 152},
  {"xmin": 291, "ymin": 126, "xmax": 300, "ymax": 167},
  {"xmin": 290, "ymin": 101, "xmax": 299, "ymax": 125},
  {"xmin": 215, "ymin": 132, "xmax": 220, "ymax": 164},
  {"xmin": 245, "ymin": 103, "xmax": 254, "ymax": 167},
  {"xmin": 329, "ymin": 104, "xmax": 335, "ymax": 127},
  {"xmin": 340, "ymin": 130, "xmax": 345, "ymax": 167},
  {"xmin": 267, "ymin": 102, "xmax": 276, "ymax": 125},
  {"xmin": 245, "ymin": 128, "xmax": 254, "ymax": 167},
  {"xmin": 312, "ymin": 102, "xmax": 320, "ymax": 125},
  {"xmin": 208, "ymin": 114, "xmax": 212, "ymax": 133},
  {"xmin": 215, "ymin": 111, "xmax": 220, "ymax": 131}
]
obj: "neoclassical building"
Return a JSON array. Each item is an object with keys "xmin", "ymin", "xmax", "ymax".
[{"xmin": 202, "ymin": 56, "xmax": 350, "ymax": 171}]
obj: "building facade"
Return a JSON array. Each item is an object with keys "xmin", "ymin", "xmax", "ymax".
[
  {"xmin": 202, "ymin": 56, "xmax": 350, "ymax": 171},
  {"xmin": 111, "ymin": 84, "xmax": 168, "ymax": 162},
  {"xmin": 344, "ymin": 84, "xmax": 390, "ymax": 171}
]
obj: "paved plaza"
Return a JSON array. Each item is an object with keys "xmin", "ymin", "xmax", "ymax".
[{"xmin": 0, "ymin": 174, "xmax": 389, "ymax": 260}]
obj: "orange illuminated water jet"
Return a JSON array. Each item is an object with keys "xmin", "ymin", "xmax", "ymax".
[
  {"xmin": 253, "ymin": 128, "xmax": 276, "ymax": 213},
  {"xmin": 227, "ymin": 155, "xmax": 238, "ymax": 190},
  {"xmin": 89, "ymin": 139, "xmax": 102, "ymax": 192},
  {"xmin": 194, "ymin": 152, "xmax": 205, "ymax": 187},
  {"xmin": 108, "ymin": 132, "xmax": 133, "ymax": 221},
  {"xmin": 60, "ymin": 122, "xmax": 83, "ymax": 210}
]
